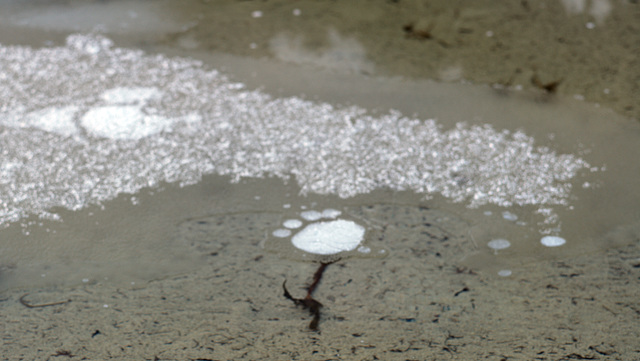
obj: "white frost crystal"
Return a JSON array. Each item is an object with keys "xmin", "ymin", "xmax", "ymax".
[{"xmin": 0, "ymin": 34, "xmax": 590, "ymax": 228}]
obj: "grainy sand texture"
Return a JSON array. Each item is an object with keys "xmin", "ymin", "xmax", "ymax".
[{"xmin": 1, "ymin": 1, "xmax": 639, "ymax": 360}]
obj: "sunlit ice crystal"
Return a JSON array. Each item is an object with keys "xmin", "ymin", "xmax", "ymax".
[{"xmin": 0, "ymin": 34, "xmax": 590, "ymax": 229}]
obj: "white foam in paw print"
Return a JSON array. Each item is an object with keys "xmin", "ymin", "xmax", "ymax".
[{"xmin": 272, "ymin": 208, "xmax": 366, "ymax": 255}]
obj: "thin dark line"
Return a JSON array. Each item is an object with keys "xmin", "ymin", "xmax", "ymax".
[{"xmin": 19, "ymin": 293, "xmax": 70, "ymax": 308}]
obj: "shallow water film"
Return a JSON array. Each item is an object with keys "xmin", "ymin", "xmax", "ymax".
[{"xmin": 0, "ymin": 0, "xmax": 639, "ymax": 359}]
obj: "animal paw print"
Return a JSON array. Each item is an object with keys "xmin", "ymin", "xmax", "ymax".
[{"xmin": 272, "ymin": 208, "xmax": 371, "ymax": 255}]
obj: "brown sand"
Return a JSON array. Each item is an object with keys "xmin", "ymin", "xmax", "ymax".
[{"xmin": 161, "ymin": 0, "xmax": 640, "ymax": 121}]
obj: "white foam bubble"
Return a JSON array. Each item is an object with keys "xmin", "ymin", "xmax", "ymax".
[
  {"xmin": 541, "ymin": 236, "xmax": 566, "ymax": 247},
  {"xmin": 291, "ymin": 219, "xmax": 365, "ymax": 255},
  {"xmin": 300, "ymin": 210, "xmax": 323, "ymax": 221},
  {"xmin": 272, "ymin": 229, "xmax": 291, "ymax": 238},
  {"xmin": 282, "ymin": 219, "xmax": 303, "ymax": 229},
  {"xmin": 487, "ymin": 239, "xmax": 511, "ymax": 250},
  {"xmin": 498, "ymin": 269, "xmax": 512, "ymax": 277},
  {"xmin": 321, "ymin": 208, "xmax": 341, "ymax": 219},
  {"xmin": 80, "ymin": 105, "xmax": 170, "ymax": 140},
  {"xmin": 502, "ymin": 211, "xmax": 518, "ymax": 221}
]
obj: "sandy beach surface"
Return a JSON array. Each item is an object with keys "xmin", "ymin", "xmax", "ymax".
[{"xmin": 1, "ymin": 0, "xmax": 639, "ymax": 360}]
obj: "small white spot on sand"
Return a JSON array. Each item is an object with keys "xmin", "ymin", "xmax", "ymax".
[
  {"xmin": 502, "ymin": 211, "xmax": 518, "ymax": 221},
  {"xmin": 541, "ymin": 236, "xmax": 566, "ymax": 247},
  {"xmin": 272, "ymin": 229, "xmax": 291, "ymax": 238},
  {"xmin": 488, "ymin": 239, "xmax": 511, "ymax": 250},
  {"xmin": 283, "ymin": 219, "xmax": 303, "ymax": 229},
  {"xmin": 300, "ymin": 210, "xmax": 323, "ymax": 221},
  {"xmin": 498, "ymin": 269, "xmax": 512, "ymax": 277},
  {"xmin": 321, "ymin": 208, "xmax": 341, "ymax": 219}
]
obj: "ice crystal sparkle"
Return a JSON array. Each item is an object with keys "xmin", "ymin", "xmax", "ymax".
[{"xmin": 0, "ymin": 34, "xmax": 590, "ymax": 227}]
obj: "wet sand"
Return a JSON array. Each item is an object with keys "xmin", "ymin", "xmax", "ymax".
[
  {"xmin": 2, "ymin": 203, "xmax": 639, "ymax": 359},
  {"xmin": 1, "ymin": 0, "xmax": 640, "ymax": 360},
  {"xmin": 160, "ymin": 0, "xmax": 640, "ymax": 121}
]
